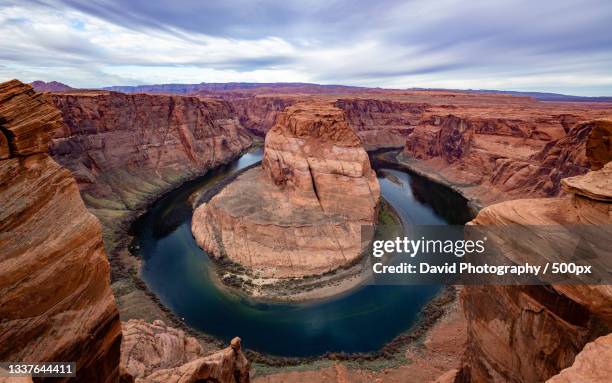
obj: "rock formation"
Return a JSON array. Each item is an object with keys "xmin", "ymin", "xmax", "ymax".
[
  {"xmin": 121, "ymin": 320, "xmax": 249, "ymax": 383},
  {"xmin": 0, "ymin": 80, "xmax": 122, "ymax": 382},
  {"xmin": 546, "ymin": 333, "xmax": 612, "ymax": 383},
  {"xmin": 192, "ymin": 102, "xmax": 380, "ymax": 279},
  {"xmin": 230, "ymin": 96, "xmax": 427, "ymax": 150},
  {"xmin": 401, "ymin": 106, "xmax": 612, "ymax": 205},
  {"xmin": 121, "ymin": 320, "xmax": 206, "ymax": 379},
  {"xmin": 490, "ymin": 119, "xmax": 612, "ymax": 197},
  {"xmin": 457, "ymin": 157, "xmax": 612, "ymax": 382},
  {"xmin": 49, "ymin": 91, "xmax": 252, "ymax": 250}
]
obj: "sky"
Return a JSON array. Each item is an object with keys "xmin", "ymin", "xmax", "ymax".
[{"xmin": 1, "ymin": 0, "xmax": 611, "ymax": 95}]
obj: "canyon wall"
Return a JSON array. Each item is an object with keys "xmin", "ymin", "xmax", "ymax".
[
  {"xmin": 401, "ymin": 101, "xmax": 612, "ymax": 205},
  {"xmin": 230, "ymin": 91, "xmax": 611, "ymax": 164},
  {"xmin": 0, "ymin": 80, "xmax": 122, "ymax": 382},
  {"xmin": 456, "ymin": 139, "xmax": 612, "ymax": 383},
  {"xmin": 192, "ymin": 102, "xmax": 380, "ymax": 280},
  {"xmin": 335, "ymin": 98, "xmax": 427, "ymax": 150},
  {"xmin": 229, "ymin": 95, "xmax": 427, "ymax": 150},
  {"xmin": 49, "ymin": 91, "xmax": 253, "ymax": 249},
  {"xmin": 546, "ymin": 333, "xmax": 612, "ymax": 383},
  {"xmin": 229, "ymin": 95, "xmax": 299, "ymax": 136}
]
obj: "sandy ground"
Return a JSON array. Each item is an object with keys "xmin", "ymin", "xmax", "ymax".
[{"xmin": 253, "ymin": 292, "xmax": 467, "ymax": 383}]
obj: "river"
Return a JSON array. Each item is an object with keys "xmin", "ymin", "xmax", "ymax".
[{"xmin": 131, "ymin": 147, "xmax": 464, "ymax": 357}]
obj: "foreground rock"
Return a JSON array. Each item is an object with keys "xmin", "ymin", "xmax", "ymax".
[
  {"xmin": 546, "ymin": 333, "xmax": 612, "ymax": 383},
  {"xmin": 0, "ymin": 80, "xmax": 122, "ymax": 382},
  {"xmin": 458, "ymin": 161, "xmax": 612, "ymax": 382},
  {"xmin": 193, "ymin": 102, "xmax": 380, "ymax": 280},
  {"xmin": 121, "ymin": 320, "xmax": 249, "ymax": 383},
  {"xmin": 121, "ymin": 320, "xmax": 206, "ymax": 379},
  {"xmin": 49, "ymin": 91, "xmax": 253, "ymax": 251}
]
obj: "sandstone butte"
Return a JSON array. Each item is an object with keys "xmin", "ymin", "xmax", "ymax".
[
  {"xmin": 0, "ymin": 80, "xmax": 250, "ymax": 383},
  {"xmin": 192, "ymin": 102, "xmax": 380, "ymax": 278}
]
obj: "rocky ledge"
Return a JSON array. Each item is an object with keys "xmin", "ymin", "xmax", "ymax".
[
  {"xmin": 192, "ymin": 102, "xmax": 380, "ymax": 282},
  {"xmin": 121, "ymin": 320, "xmax": 249, "ymax": 383}
]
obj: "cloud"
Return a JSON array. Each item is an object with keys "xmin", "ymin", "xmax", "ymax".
[{"xmin": 0, "ymin": 0, "xmax": 611, "ymax": 95}]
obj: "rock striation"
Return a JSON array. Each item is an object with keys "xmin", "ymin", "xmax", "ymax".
[
  {"xmin": 458, "ymin": 159, "xmax": 612, "ymax": 382},
  {"xmin": 230, "ymin": 95, "xmax": 299, "ymax": 136},
  {"xmin": 1, "ymin": 79, "xmax": 251, "ymax": 383},
  {"xmin": 192, "ymin": 102, "xmax": 380, "ymax": 279},
  {"xmin": 335, "ymin": 98, "xmax": 427, "ymax": 150},
  {"xmin": 49, "ymin": 91, "xmax": 252, "ymax": 250},
  {"xmin": 0, "ymin": 80, "xmax": 122, "ymax": 382},
  {"xmin": 402, "ymin": 112, "xmax": 612, "ymax": 205},
  {"xmin": 121, "ymin": 320, "xmax": 249, "ymax": 383}
]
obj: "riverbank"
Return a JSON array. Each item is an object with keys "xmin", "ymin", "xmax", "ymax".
[{"xmin": 250, "ymin": 286, "xmax": 465, "ymax": 379}]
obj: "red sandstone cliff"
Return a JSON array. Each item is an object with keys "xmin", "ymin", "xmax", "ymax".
[
  {"xmin": 455, "ymin": 136, "xmax": 612, "ymax": 383},
  {"xmin": 0, "ymin": 80, "xmax": 122, "ymax": 382},
  {"xmin": 49, "ymin": 91, "xmax": 252, "ymax": 250},
  {"xmin": 1, "ymin": 80, "xmax": 251, "ymax": 383},
  {"xmin": 229, "ymin": 95, "xmax": 427, "ymax": 150},
  {"xmin": 230, "ymin": 95, "xmax": 299, "ymax": 136},
  {"xmin": 229, "ymin": 91, "xmax": 611, "ymax": 160},
  {"xmin": 335, "ymin": 98, "xmax": 427, "ymax": 150},
  {"xmin": 401, "ymin": 101, "xmax": 612, "ymax": 205},
  {"xmin": 546, "ymin": 333, "xmax": 612, "ymax": 383}
]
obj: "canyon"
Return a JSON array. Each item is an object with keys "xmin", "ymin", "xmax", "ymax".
[
  {"xmin": 192, "ymin": 102, "xmax": 380, "ymax": 283},
  {"xmin": 1, "ymin": 78, "xmax": 611, "ymax": 383},
  {"xmin": 0, "ymin": 80, "xmax": 250, "ymax": 383}
]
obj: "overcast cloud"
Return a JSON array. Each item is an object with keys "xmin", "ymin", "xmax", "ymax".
[{"xmin": 1, "ymin": 0, "xmax": 611, "ymax": 95}]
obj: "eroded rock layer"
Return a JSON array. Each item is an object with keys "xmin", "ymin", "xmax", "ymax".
[
  {"xmin": 230, "ymin": 95, "xmax": 299, "ymax": 136},
  {"xmin": 0, "ymin": 80, "xmax": 122, "ymax": 382},
  {"xmin": 49, "ymin": 91, "xmax": 253, "ymax": 249},
  {"xmin": 458, "ymin": 162, "xmax": 612, "ymax": 383},
  {"xmin": 192, "ymin": 102, "xmax": 380, "ymax": 278},
  {"xmin": 335, "ymin": 98, "xmax": 427, "ymax": 150}
]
